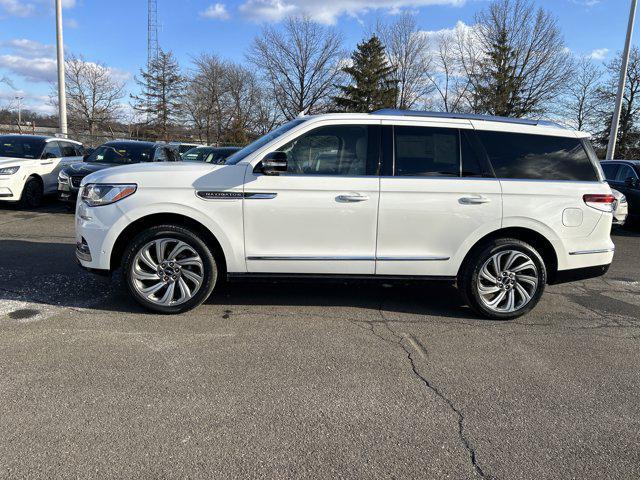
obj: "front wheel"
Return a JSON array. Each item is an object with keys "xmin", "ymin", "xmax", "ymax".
[
  {"xmin": 459, "ymin": 238, "xmax": 547, "ymax": 320},
  {"xmin": 18, "ymin": 177, "xmax": 43, "ymax": 208},
  {"xmin": 122, "ymin": 225, "xmax": 218, "ymax": 314}
]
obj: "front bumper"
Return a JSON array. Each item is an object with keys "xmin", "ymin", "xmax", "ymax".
[{"xmin": 58, "ymin": 179, "xmax": 80, "ymax": 203}]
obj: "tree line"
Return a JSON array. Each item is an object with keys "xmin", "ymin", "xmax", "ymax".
[{"xmin": 29, "ymin": 0, "xmax": 640, "ymax": 156}]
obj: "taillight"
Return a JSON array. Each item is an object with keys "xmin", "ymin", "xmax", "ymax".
[{"xmin": 583, "ymin": 194, "xmax": 616, "ymax": 213}]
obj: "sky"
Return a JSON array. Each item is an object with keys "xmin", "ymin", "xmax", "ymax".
[{"xmin": 0, "ymin": 0, "xmax": 635, "ymax": 115}]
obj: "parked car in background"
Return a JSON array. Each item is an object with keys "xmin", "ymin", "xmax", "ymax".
[
  {"xmin": 182, "ymin": 146, "xmax": 241, "ymax": 164},
  {"xmin": 75, "ymin": 110, "xmax": 615, "ymax": 320},
  {"xmin": 601, "ymin": 160, "xmax": 640, "ymax": 225},
  {"xmin": 0, "ymin": 134, "xmax": 83, "ymax": 208},
  {"xmin": 170, "ymin": 142, "xmax": 201, "ymax": 158},
  {"xmin": 58, "ymin": 140, "xmax": 180, "ymax": 204},
  {"xmin": 612, "ymin": 189, "xmax": 628, "ymax": 226}
]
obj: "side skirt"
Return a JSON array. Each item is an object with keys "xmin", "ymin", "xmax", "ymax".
[{"xmin": 227, "ymin": 273, "xmax": 457, "ymax": 283}]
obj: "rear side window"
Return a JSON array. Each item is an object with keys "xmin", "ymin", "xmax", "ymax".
[
  {"xmin": 615, "ymin": 164, "xmax": 638, "ymax": 182},
  {"xmin": 59, "ymin": 142, "xmax": 78, "ymax": 157},
  {"xmin": 394, "ymin": 126, "xmax": 459, "ymax": 177},
  {"xmin": 477, "ymin": 131, "xmax": 599, "ymax": 181},
  {"xmin": 601, "ymin": 163, "xmax": 619, "ymax": 181}
]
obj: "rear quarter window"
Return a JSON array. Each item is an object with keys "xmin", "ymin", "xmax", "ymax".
[{"xmin": 477, "ymin": 131, "xmax": 599, "ymax": 182}]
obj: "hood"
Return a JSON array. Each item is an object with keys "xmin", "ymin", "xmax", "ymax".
[
  {"xmin": 62, "ymin": 162, "xmax": 115, "ymax": 176},
  {"xmin": 0, "ymin": 157, "xmax": 27, "ymax": 167},
  {"xmin": 81, "ymin": 161, "xmax": 237, "ymax": 189}
]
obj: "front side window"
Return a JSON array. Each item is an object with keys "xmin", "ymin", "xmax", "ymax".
[
  {"xmin": 59, "ymin": 142, "xmax": 78, "ymax": 157},
  {"xmin": 615, "ymin": 164, "xmax": 638, "ymax": 183},
  {"xmin": 477, "ymin": 131, "xmax": 599, "ymax": 181},
  {"xmin": 394, "ymin": 126, "xmax": 459, "ymax": 177},
  {"xmin": 276, "ymin": 125, "xmax": 379, "ymax": 176},
  {"xmin": 225, "ymin": 119, "xmax": 306, "ymax": 165}
]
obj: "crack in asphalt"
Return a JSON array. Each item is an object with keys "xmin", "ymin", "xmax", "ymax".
[{"xmin": 350, "ymin": 301, "xmax": 489, "ymax": 479}]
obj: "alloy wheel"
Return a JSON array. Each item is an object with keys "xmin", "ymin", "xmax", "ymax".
[
  {"xmin": 477, "ymin": 249, "xmax": 539, "ymax": 314},
  {"xmin": 131, "ymin": 238, "xmax": 204, "ymax": 307}
]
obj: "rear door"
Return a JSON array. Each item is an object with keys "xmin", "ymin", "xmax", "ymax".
[
  {"xmin": 243, "ymin": 121, "xmax": 381, "ymax": 275},
  {"xmin": 39, "ymin": 141, "xmax": 64, "ymax": 193},
  {"xmin": 376, "ymin": 121, "xmax": 502, "ymax": 277},
  {"xmin": 612, "ymin": 163, "xmax": 640, "ymax": 214}
]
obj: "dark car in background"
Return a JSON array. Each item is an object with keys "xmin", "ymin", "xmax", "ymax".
[
  {"xmin": 601, "ymin": 160, "xmax": 640, "ymax": 225},
  {"xmin": 58, "ymin": 140, "xmax": 180, "ymax": 204},
  {"xmin": 182, "ymin": 146, "xmax": 241, "ymax": 164}
]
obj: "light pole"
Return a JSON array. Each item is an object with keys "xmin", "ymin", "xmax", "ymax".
[
  {"xmin": 55, "ymin": 0, "xmax": 68, "ymax": 137},
  {"xmin": 14, "ymin": 95, "xmax": 23, "ymax": 129},
  {"xmin": 606, "ymin": 0, "xmax": 638, "ymax": 160}
]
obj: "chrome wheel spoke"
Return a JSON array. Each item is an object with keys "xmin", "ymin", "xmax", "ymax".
[
  {"xmin": 133, "ymin": 268, "xmax": 160, "ymax": 281},
  {"xmin": 515, "ymin": 283, "xmax": 532, "ymax": 306},
  {"xmin": 505, "ymin": 289, "xmax": 516, "ymax": 312},
  {"xmin": 512, "ymin": 260, "xmax": 535, "ymax": 273},
  {"xmin": 141, "ymin": 281, "xmax": 165, "ymax": 296},
  {"xmin": 517, "ymin": 275, "xmax": 538, "ymax": 287},
  {"xmin": 479, "ymin": 284, "xmax": 501, "ymax": 295},
  {"xmin": 167, "ymin": 241, "xmax": 190, "ymax": 261},
  {"xmin": 182, "ymin": 269, "xmax": 203, "ymax": 288},
  {"xmin": 487, "ymin": 290, "xmax": 506, "ymax": 308},
  {"xmin": 139, "ymin": 247, "xmax": 158, "ymax": 270},
  {"xmin": 158, "ymin": 282, "xmax": 176, "ymax": 305},
  {"xmin": 480, "ymin": 264, "xmax": 498, "ymax": 284},
  {"xmin": 177, "ymin": 256, "xmax": 203, "ymax": 269},
  {"xmin": 177, "ymin": 277, "xmax": 191, "ymax": 301}
]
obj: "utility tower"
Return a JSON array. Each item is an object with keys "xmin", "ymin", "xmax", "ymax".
[{"xmin": 147, "ymin": 0, "xmax": 159, "ymax": 70}]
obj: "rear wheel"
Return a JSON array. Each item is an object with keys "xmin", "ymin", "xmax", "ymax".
[
  {"xmin": 18, "ymin": 177, "xmax": 43, "ymax": 208},
  {"xmin": 459, "ymin": 238, "xmax": 546, "ymax": 320},
  {"xmin": 122, "ymin": 225, "xmax": 218, "ymax": 314}
]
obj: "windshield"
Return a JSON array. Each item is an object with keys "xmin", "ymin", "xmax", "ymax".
[
  {"xmin": 87, "ymin": 144, "xmax": 155, "ymax": 164},
  {"xmin": 0, "ymin": 136, "xmax": 45, "ymax": 159},
  {"xmin": 224, "ymin": 119, "xmax": 307, "ymax": 165},
  {"xmin": 183, "ymin": 147, "xmax": 216, "ymax": 163}
]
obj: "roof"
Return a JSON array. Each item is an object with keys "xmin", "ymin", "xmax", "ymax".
[
  {"xmin": 371, "ymin": 109, "xmax": 566, "ymax": 129},
  {"xmin": 601, "ymin": 159, "xmax": 640, "ymax": 165},
  {"xmin": 0, "ymin": 134, "xmax": 82, "ymax": 145},
  {"xmin": 103, "ymin": 140, "xmax": 157, "ymax": 147}
]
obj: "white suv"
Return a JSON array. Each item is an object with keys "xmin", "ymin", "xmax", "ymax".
[
  {"xmin": 0, "ymin": 134, "xmax": 84, "ymax": 207},
  {"xmin": 75, "ymin": 110, "xmax": 615, "ymax": 319}
]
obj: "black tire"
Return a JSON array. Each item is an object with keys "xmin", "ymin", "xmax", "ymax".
[
  {"xmin": 122, "ymin": 224, "xmax": 219, "ymax": 314},
  {"xmin": 459, "ymin": 238, "xmax": 547, "ymax": 320},
  {"xmin": 18, "ymin": 177, "xmax": 43, "ymax": 209}
]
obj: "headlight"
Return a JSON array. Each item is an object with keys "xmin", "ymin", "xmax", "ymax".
[
  {"xmin": 58, "ymin": 170, "xmax": 69, "ymax": 181},
  {"xmin": 0, "ymin": 166, "xmax": 19, "ymax": 175},
  {"xmin": 81, "ymin": 183, "xmax": 137, "ymax": 207}
]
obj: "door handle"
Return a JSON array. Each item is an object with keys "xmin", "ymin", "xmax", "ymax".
[
  {"xmin": 40, "ymin": 161, "xmax": 54, "ymax": 165},
  {"xmin": 336, "ymin": 194, "xmax": 369, "ymax": 203},
  {"xmin": 459, "ymin": 195, "xmax": 491, "ymax": 205}
]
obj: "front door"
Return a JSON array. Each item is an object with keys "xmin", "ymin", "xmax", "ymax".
[
  {"xmin": 243, "ymin": 122, "xmax": 381, "ymax": 275},
  {"xmin": 39, "ymin": 141, "xmax": 65, "ymax": 194},
  {"xmin": 376, "ymin": 123, "xmax": 503, "ymax": 277}
]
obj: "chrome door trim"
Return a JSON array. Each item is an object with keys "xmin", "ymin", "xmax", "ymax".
[
  {"xmin": 244, "ymin": 192, "xmax": 278, "ymax": 200},
  {"xmin": 376, "ymin": 256, "xmax": 451, "ymax": 261},
  {"xmin": 247, "ymin": 256, "xmax": 374, "ymax": 261},
  {"xmin": 247, "ymin": 255, "xmax": 450, "ymax": 261},
  {"xmin": 196, "ymin": 191, "xmax": 277, "ymax": 200},
  {"xmin": 569, "ymin": 247, "xmax": 615, "ymax": 256}
]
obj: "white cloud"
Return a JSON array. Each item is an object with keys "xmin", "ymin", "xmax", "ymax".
[
  {"xmin": 201, "ymin": 3, "xmax": 230, "ymax": 20},
  {"xmin": 2, "ymin": 39, "xmax": 56, "ymax": 59},
  {"xmin": 0, "ymin": 0, "xmax": 35, "ymax": 17},
  {"xmin": 588, "ymin": 48, "xmax": 609, "ymax": 61},
  {"xmin": 64, "ymin": 17, "xmax": 79, "ymax": 28},
  {"xmin": 239, "ymin": 0, "xmax": 465, "ymax": 24},
  {"xmin": 0, "ymin": 55, "xmax": 57, "ymax": 82}
]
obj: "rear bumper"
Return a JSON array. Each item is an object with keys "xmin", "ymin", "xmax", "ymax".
[{"xmin": 550, "ymin": 263, "xmax": 610, "ymax": 285}]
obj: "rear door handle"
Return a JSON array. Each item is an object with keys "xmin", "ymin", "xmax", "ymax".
[
  {"xmin": 337, "ymin": 194, "xmax": 369, "ymax": 203},
  {"xmin": 459, "ymin": 195, "xmax": 491, "ymax": 205},
  {"xmin": 40, "ymin": 161, "xmax": 54, "ymax": 165}
]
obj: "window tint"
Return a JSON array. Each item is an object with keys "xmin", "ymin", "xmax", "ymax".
[
  {"xmin": 601, "ymin": 163, "xmax": 619, "ymax": 181},
  {"xmin": 277, "ymin": 125, "xmax": 378, "ymax": 176},
  {"xmin": 394, "ymin": 126, "xmax": 459, "ymax": 177},
  {"xmin": 154, "ymin": 147, "xmax": 168, "ymax": 162},
  {"xmin": 615, "ymin": 164, "xmax": 637, "ymax": 182},
  {"xmin": 42, "ymin": 141, "xmax": 62, "ymax": 158},
  {"xmin": 0, "ymin": 136, "xmax": 45, "ymax": 159},
  {"xmin": 59, "ymin": 142, "xmax": 78, "ymax": 157},
  {"xmin": 461, "ymin": 130, "xmax": 489, "ymax": 177},
  {"xmin": 477, "ymin": 131, "xmax": 599, "ymax": 181}
]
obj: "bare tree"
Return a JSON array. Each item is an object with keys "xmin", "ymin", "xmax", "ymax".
[
  {"xmin": 247, "ymin": 16, "xmax": 344, "ymax": 119},
  {"xmin": 56, "ymin": 54, "xmax": 126, "ymax": 136},
  {"xmin": 558, "ymin": 57, "xmax": 602, "ymax": 132},
  {"xmin": 462, "ymin": 0, "xmax": 572, "ymax": 117},
  {"xmin": 376, "ymin": 13, "xmax": 433, "ymax": 109},
  {"xmin": 427, "ymin": 26, "xmax": 474, "ymax": 113}
]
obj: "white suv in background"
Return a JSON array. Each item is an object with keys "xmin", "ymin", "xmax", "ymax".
[
  {"xmin": 0, "ymin": 134, "xmax": 84, "ymax": 207},
  {"xmin": 75, "ymin": 110, "xmax": 615, "ymax": 319}
]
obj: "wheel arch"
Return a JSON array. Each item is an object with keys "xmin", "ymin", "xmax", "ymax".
[
  {"xmin": 457, "ymin": 227, "xmax": 559, "ymax": 283},
  {"xmin": 110, "ymin": 213, "xmax": 227, "ymax": 275}
]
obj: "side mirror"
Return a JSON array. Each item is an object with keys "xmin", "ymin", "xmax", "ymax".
[
  {"xmin": 257, "ymin": 151, "xmax": 287, "ymax": 176},
  {"xmin": 625, "ymin": 177, "xmax": 639, "ymax": 188}
]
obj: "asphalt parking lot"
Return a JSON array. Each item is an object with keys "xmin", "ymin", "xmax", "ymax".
[{"xmin": 0, "ymin": 201, "xmax": 639, "ymax": 479}]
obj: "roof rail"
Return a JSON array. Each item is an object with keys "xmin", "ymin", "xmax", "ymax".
[{"xmin": 371, "ymin": 109, "xmax": 566, "ymax": 129}]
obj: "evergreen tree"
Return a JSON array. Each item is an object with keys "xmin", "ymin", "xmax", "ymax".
[
  {"xmin": 473, "ymin": 28, "xmax": 524, "ymax": 117},
  {"xmin": 131, "ymin": 50, "xmax": 185, "ymax": 140},
  {"xmin": 333, "ymin": 36, "xmax": 398, "ymax": 113}
]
